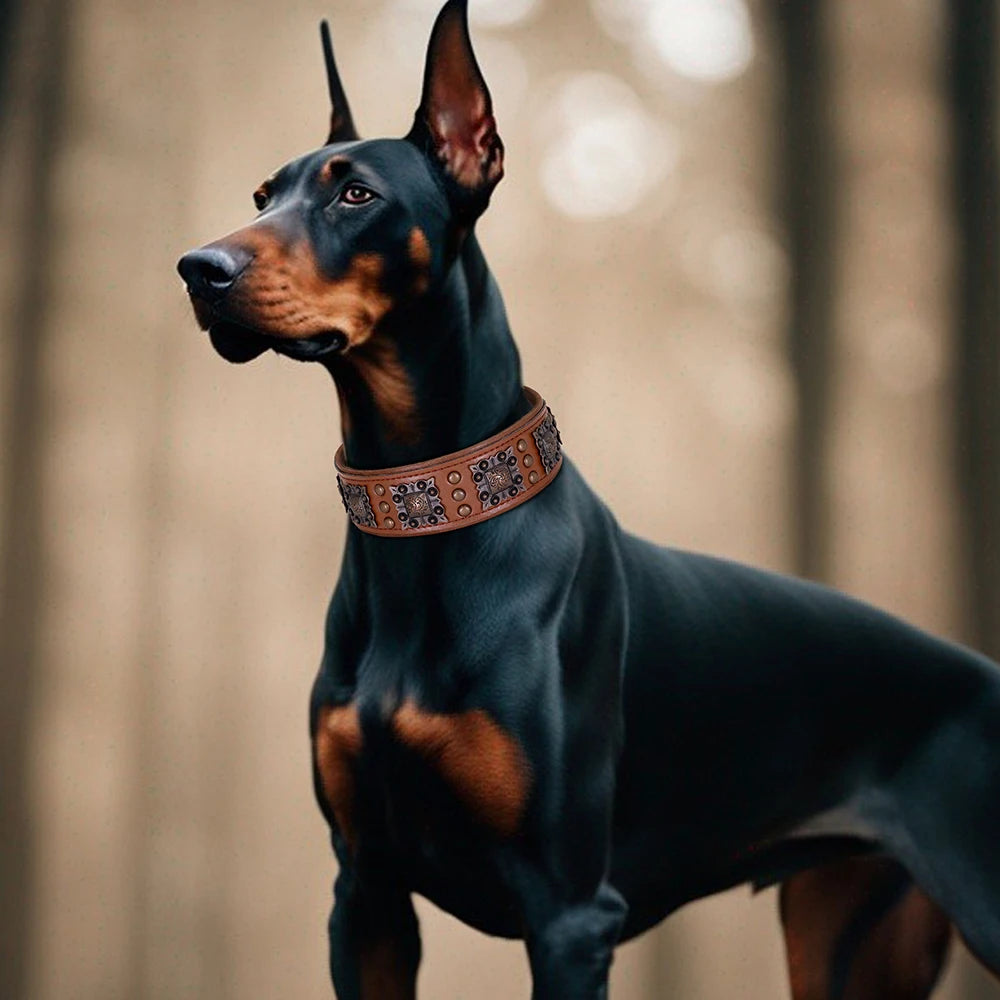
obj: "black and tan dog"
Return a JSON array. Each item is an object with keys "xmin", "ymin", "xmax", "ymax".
[{"xmin": 178, "ymin": 3, "xmax": 1000, "ymax": 997}]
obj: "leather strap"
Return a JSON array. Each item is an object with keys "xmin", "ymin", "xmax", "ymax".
[{"xmin": 335, "ymin": 387, "xmax": 562, "ymax": 537}]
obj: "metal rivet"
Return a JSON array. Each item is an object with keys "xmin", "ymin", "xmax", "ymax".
[
  {"xmin": 522, "ymin": 455, "xmax": 533, "ymax": 467},
  {"xmin": 374, "ymin": 484, "xmax": 386, "ymax": 496},
  {"xmin": 379, "ymin": 501, "xmax": 391, "ymax": 513},
  {"xmin": 516, "ymin": 439, "xmax": 527, "ymax": 452},
  {"xmin": 384, "ymin": 518, "xmax": 396, "ymax": 529},
  {"xmin": 529, "ymin": 471, "xmax": 539, "ymax": 484},
  {"xmin": 447, "ymin": 471, "xmax": 461, "ymax": 485},
  {"xmin": 452, "ymin": 488, "xmax": 466, "ymax": 501},
  {"xmin": 458, "ymin": 504, "xmax": 472, "ymax": 517}
]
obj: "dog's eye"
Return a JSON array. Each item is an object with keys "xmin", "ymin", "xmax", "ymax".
[
  {"xmin": 253, "ymin": 189, "xmax": 270, "ymax": 211},
  {"xmin": 339, "ymin": 184, "xmax": 377, "ymax": 206}
]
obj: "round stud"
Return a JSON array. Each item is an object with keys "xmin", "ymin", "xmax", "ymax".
[
  {"xmin": 529, "ymin": 471, "xmax": 540, "ymax": 484},
  {"xmin": 447, "ymin": 471, "xmax": 461, "ymax": 485},
  {"xmin": 458, "ymin": 504, "xmax": 472, "ymax": 517},
  {"xmin": 384, "ymin": 518, "xmax": 396, "ymax": 529},
  {"xmin": 378, "ymin": 501, "xmax": 391, "ymax": 514},
  {"xmin": 374, "ymin": 484, "xmax": 386, "ymax": 496},
  {"xmin": 517, "ymin": 439, "xmax": 527, "ymax": 452},
  {"xmin": 452, "ymin": 488, "xmax": 466, "ymax": 501},
  {"xmin": 523, "ymin": 455, "xmax": 534, "ymax": 467}
]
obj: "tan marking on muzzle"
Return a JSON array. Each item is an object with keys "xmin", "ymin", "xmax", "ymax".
[{"xmin": 208, "ymin": 225, "xmax": 393, "ymax": 348}]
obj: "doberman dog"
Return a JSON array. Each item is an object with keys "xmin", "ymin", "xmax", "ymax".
[{"xmin": 177, "ymin": 2, "xmax": 1000, "ymax": 997}]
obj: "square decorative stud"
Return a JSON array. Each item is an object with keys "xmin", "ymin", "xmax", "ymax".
[
  {"xmin": 337, "ymin": 476, "xmax": 376, "ymax": 528},
  {"xmin": 532, "ymin": 408, "xmax": 562, "ymax": 474},
  {"xmin": 390, "ymin": 477, "xmax": 447, "ymax": 529},
  {"xmin": 470, "ymin": 450, "xmax": 525, "ymax": 511}
]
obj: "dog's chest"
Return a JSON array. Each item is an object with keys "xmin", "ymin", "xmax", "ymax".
[
  {"xmin": 313, "ymin": 698, "xmax": 531, "ymax": 933},
  {"xmin": 314, "ymin": 697, "xmax": 531, "ymax": 847}
]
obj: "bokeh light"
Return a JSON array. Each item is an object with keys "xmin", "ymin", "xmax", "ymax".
[
  {"xmin": 388, "ymin": 0, "xmax": 543, "ymax": 29},
  {"xmin": 590, "ymin": 0, "xmax": 754, "ymax": 84},
  {"xmin": 471, "ymin": 0, "xmax": 543, "ymax": 29},
  {"xmin": 647, "ymin": 0, "xmax": 753, "ymax": 82},
  {"xmin": 537, "ymin": 73, "xmax": 676, "ymax": 218}
]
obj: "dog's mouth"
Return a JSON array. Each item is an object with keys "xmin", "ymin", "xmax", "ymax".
[
  {"xmin": 189, "ymin": 297, "xmax": 348, "ymax": 364},
  {"xmin": 207, "ymin": 319, "xmax": 347, "ymax": 364},
  {"xmin": 207, "ymin": 320, "xmax": 272, "ymax": 363}
]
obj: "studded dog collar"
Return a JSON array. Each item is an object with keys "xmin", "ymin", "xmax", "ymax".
[{"xmin": 335, "ymin": 387, "xmax": 562, "ymax": 537}]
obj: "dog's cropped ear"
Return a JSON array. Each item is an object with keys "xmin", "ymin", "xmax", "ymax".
[
  {"xmin": 320, "ymin": 20, "xmax": 359, "ymax": 144},
  {"xmin": 406, "ymin": 0, "xmax": 504, "ymax": 214}
]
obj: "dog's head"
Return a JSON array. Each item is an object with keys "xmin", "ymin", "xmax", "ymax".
[{"xmin": 177, "ymin": 0, "xmax": 503, "ymax": 365}]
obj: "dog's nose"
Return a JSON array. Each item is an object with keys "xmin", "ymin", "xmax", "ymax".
[{"xmin": 177, "ymin": 247, "xmax": 250, "ymax": 303}]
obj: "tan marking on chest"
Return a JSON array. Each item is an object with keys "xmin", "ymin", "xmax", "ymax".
[
  {"xmin": 314, "ymin": 704, "xmax": 362, "ymax": 851},
  {"xmin": 391, "ymin": 700, "xmax": 530, "ymax": 837}
]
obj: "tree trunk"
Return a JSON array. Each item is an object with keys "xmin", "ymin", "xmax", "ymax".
[
  {"xmin": 948, "ymin": 0, "xmax": 1000, "ymax": 665},
  {"xmin": 0, "ymin": 1, "xmax": 71, "ymax": 997},
  {"xmin": 771, "ymin": 0, "xmax": 838, "ymax": 582}
]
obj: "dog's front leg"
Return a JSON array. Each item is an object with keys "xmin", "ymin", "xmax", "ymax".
[
  {"xmin": 327, "ymin": 865, "xmax": 421, "ymax": 1000},
  {"xmin": 523, "ymin": 881, "xmax": 628, "ymax": 1000}
]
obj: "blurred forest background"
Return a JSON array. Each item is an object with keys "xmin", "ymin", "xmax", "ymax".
[{"xmin": 1, "ymin": 0, "xmax": 998, "ymax": 997}]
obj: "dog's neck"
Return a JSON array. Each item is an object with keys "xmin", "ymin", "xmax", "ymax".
[{"xmin": 326, "ymin": 233, "xmax": 524, "ymax": 471}]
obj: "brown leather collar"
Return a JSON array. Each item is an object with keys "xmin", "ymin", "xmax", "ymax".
[{"xmin": 335, "ymin": 387, "xmax": 562, "ymax": 537}]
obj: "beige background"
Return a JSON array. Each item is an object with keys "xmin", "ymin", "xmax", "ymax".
[{"xmin": 1, "ymin": 0, "xmax": 998, "ymax": 996}]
